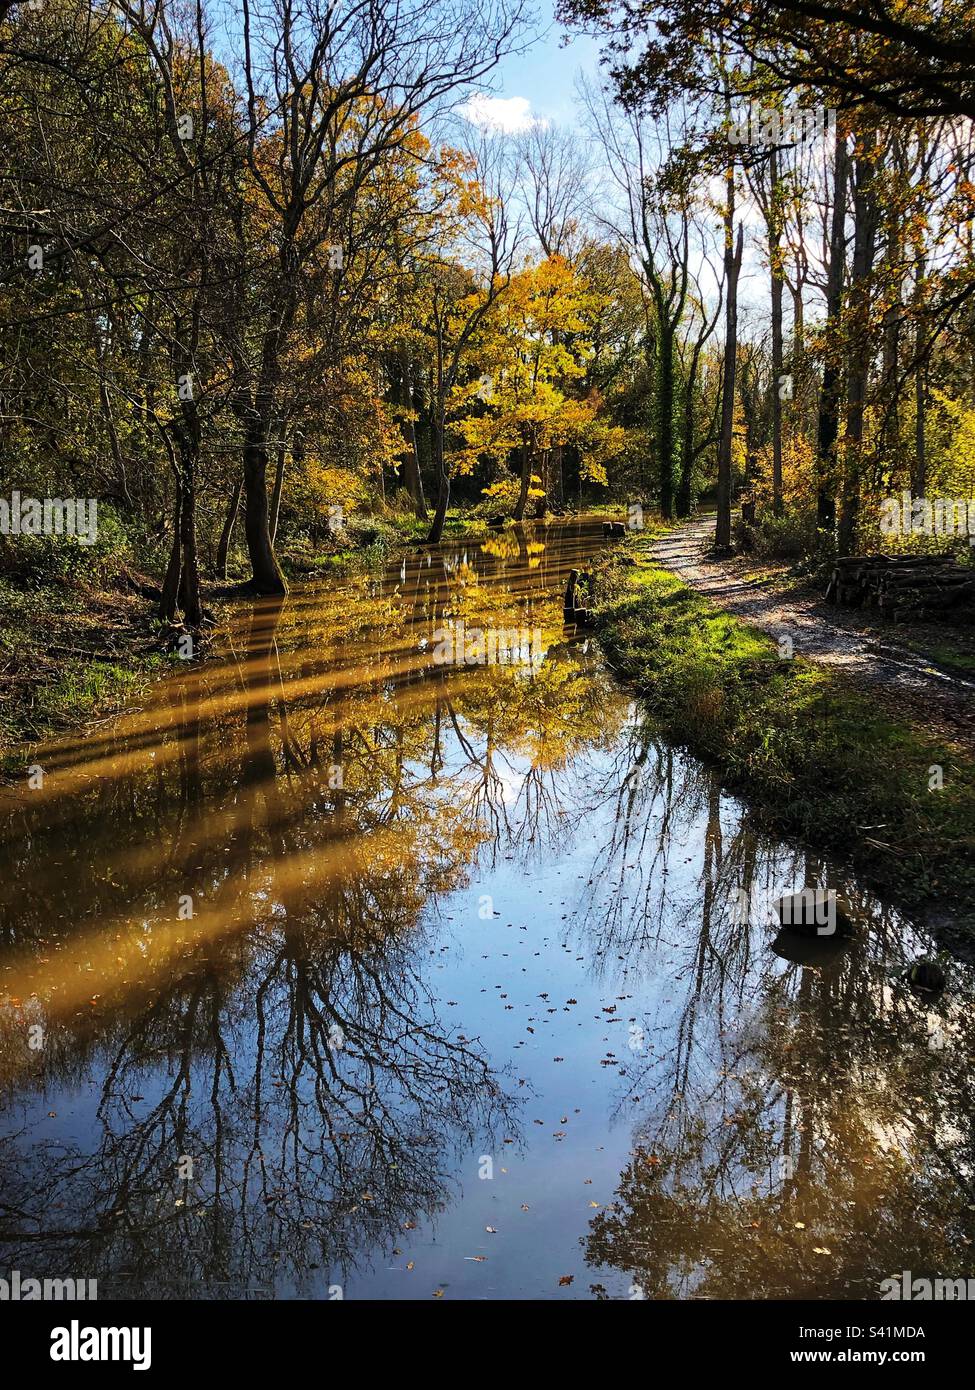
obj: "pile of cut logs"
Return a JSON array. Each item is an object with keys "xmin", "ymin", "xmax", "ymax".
[{"xmin": 825, "ymin": 553, "xmax": 975, "ymax": 623}]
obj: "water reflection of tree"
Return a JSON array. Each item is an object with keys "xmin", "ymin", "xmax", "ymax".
[
  {"xmin": 576, "ymin": 728, "xmax": 975, "ymax": 1298},
  {"xmin": 0, "ymin": 909, "xmax": 516, "ymax": 1297},
  {"xmin": 0, "ymin": 523, "xmax": 619, "ymax": 1294}
]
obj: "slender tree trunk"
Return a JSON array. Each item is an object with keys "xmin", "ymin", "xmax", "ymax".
[
  {"xmin": 657, "ymin": 329, "xmax": 676, "ymax": 520},
  {"xmin": 427, "ymin": 415, "xmax": 449, "ymax": 543},
  {"xmin": 677, "ymin": 387, "xmax": 695, "ymax": 519},
  {"xmin": 914, "ymin": 360, "xmax": 927, "ymax": 496},
  {"xmin": 879, "ymin": 136, "xmax": 905, "ymax": 470},
  {"xmin": 716, "ymin": 219, "xmax": 744, "ymax": 551},
  {"xmin": 838, "ymin": 134, "xmax": 879, "ymax": 556},
  {"xmin": 816, "ymin": 130, "xmax": 851, "ymax": 532},
  {"xmin": 912, "ymin": 254, "xmax": 927, "ymax": 496},
  {"xmin": 769, "ymin": 147, "xmax": 785, "ymax": 519},
  {"xmin": 217, "ymin": 475, "xmax": 244, "ymax": 579},
  {"xmin": 270, "ymin": 433, "xmax": 286, "ymax": 546}
]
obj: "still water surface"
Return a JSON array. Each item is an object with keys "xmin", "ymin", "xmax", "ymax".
[{"xmin": 1, "ymin": 519, "xmax": 972, "ymax": 1299}]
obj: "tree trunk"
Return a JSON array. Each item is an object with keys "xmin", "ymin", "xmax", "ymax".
[
  {"xmin": 243, "ymin": 429, "xmax": 288, "ymax": 594},
  {"xmin": 657, "ymin": 329, "xmax": 676, "ymax": 520},
  {"xmin": 677, "ymin": 387, "xmax": 695, "ymax": 519},
  {"xmin": 838, "ymin": 133, "xmax": 880, "ymax": 557},
  {"xmin": 270, "ymin": 432, "xmax": 286, "ymax": 546},
  {"xmin": 912, "ymin": 254, "xmax": 927, "ymax": 496},
  {"xmin": 716, "ymin": 219, "xmax": 744, "ymax": 551},
  {"xmin": 816, "ymin": 130, "xmax": 851, "ymax": 533},
  {"xmin": 426, "ymin": 417, "xmax": 449, "ymax": 543},
  {"xmin": 914, "ymin": 360, "xmax": 927, "ymax": 496},
  {"xmin": 769, "ymin": 146, "xmax": 785, "ymax": 519},
  {"xmin": 879, "ymin": 136, "xmax": 905, "ymax": 469},
  {"xmin": 217, "ymin": 475, "xmax": 243, "ymax": 579}
]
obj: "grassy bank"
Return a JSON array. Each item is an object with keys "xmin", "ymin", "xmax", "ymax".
[
  {"xmin": 594, "ymin": 537, "xmax": 975, "ymax": 934},
  {"xmin": 0, "ymin": 576, "xmax": 172, "ymax": 765}
]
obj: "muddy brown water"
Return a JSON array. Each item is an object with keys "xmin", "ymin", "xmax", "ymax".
[{"xmin": 0, "ymin": 518, "xmax": 972, "ymax": 1300}]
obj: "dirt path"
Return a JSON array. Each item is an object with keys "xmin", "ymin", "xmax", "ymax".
[{"xmin": 650, "ymin": 517, "xmax": 975, "ymax": 742}]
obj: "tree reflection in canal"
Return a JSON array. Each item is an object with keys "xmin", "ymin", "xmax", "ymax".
[
  {"xmin": 580, "ymin": 731, "xmax": 975, "ymax": 1299},
  {"xmin": 0, "ymin": 520, "xmax": 971, "ymax": 1298}
]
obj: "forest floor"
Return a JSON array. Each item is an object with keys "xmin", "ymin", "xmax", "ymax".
[
  {"xmin": 650, "ymin": 516, "xmax": 975, "ymax": 751},
  {"xmin": 0, "ymin": 576, "xmax": 172, "ymax": 766}
]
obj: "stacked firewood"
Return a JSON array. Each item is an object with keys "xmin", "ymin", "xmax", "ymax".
[{"xmin": 825, "ymin": 553, "xmax": 975, "ymax": 623}]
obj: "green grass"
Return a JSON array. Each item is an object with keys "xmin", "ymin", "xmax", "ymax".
[
  {"xmin": 0, "ymin": 577, "xmax": 168, "ymax": 760},
  {"xmin": 35, "ymin": 657, "xmax": 163, "ymax": 726},
  {"xmin": 595, "ymin": 541, "xmax": 975, "ymax": 925},
  {"xmin": 386, "ymin": 510, "xmax": 488, "ymax": 542},
  {"xmin": 898, "ymin": 637, "xmax": 975, "ymax": 679}
]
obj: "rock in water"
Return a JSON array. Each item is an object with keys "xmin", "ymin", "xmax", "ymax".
[
  {"xmin": 773, "ymin": 890, "xmax": 851, "ymax": 938},
  {"xmin": 906, "ymin": 958, "xmax": 946, "ymax": 994}
]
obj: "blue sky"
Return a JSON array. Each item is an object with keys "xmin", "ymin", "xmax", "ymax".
[{"xmin": 473, "ymin": 6, "xmax": 603, "ymax": 128}]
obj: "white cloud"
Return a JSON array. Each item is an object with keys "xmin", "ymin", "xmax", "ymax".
[{"xmin": 458, "ymin": 93, "xmax": 546, "ymax": 135}]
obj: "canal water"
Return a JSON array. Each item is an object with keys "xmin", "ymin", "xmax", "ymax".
[{"xmin": 0, "ymin": 518, "xmax": 971, "ymax": 1299}]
